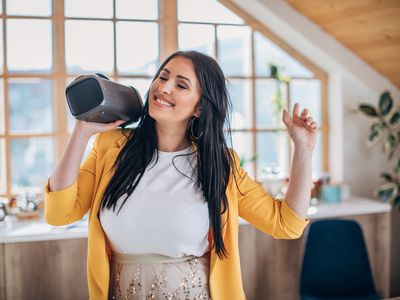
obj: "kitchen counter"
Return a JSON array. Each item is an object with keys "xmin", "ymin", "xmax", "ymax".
[
  {"xmin": 0, "ymin": 196, "xmax": 392, "ymax": 300},
  {"xmin": 0, "ymin": 214, "xmax": 88, "ymax": 243},
  {"xmin": 0, "ymin": 196, "xmax": 391, "ymax": 244}
]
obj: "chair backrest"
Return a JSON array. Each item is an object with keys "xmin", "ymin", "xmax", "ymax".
[{"xmin": 300, "ymin": 219, "xmax": 379, "ymax": 299}]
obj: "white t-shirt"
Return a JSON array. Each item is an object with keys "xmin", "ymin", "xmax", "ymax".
[{"xmin": 99, "ymin": 145, "xmax": 210, "ymax": 258}]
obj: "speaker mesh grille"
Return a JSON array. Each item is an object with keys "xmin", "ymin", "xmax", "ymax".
[{"xmin": 66, "ymin": 78, "xmax": 104, "ymax": 116}]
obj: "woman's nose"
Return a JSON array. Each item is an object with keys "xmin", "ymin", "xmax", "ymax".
[{"xmin": 158, "ymin": 80, "xmax": 173, "ymax": 94}]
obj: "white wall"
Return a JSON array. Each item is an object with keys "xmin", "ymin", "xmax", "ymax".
[{"xmin": 230, "ymin": 0, "xmax": 400, "ymax": 198}]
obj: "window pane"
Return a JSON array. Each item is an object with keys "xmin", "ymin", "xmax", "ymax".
[
  {"xmin": 312, "ymin": 131, "xmax": 322, "ymax": 177},
  {"xmin": 7, "ymin": 0, "xmax": 51, "ymax": 16},
  {"xmin": 11, "ymin": 137, "xmax": 54, "ymax": 194},
  {"xmin": 116, "ymin": 0, "xmax": 158, "ymax": 20},
  {"xmin": 178, "ymin": 0, "xmax": 244, "ymax": 24},
  {"xmin": 66, "ymin": 20, "xmax": 114, "ymax": 74},
  {"xmin": 9, "ymin": 79, "xmax": 53, "ymax": 134},
  {"xmin": 227, "ymin": 131, "xmax": 255, "ymax": 178},
  {"xmin": 178, "ymin": 24, "xmax": 215, "ymax": 57},
  {"xmin": 256, "ymin": 79, "xmax": 287, "ymax": 129},
  {"xmin": 0, "ymin": 21, "xmax": 3, "ymax": 73},
  {"xmin": 7, "ymin": 19, "xmax": 52, "ymax": 73},
  {"xmin": 67, "ymin": 109, "xmax": 75, "ymax": 134},
  {"xmin": 257, "ymin": 131, "xmax": 289, "ymax": 178},
  {"xmin": 117, "ymin": 78, "xmax": 152, "ymax": 100},
  {"xmin": 289, "ymin": 129, "xmax": 322, "ymax": 178},
  {"xmin": 118, "ymin": 78, "xmax": 151, "ymax": 128},
  {"xmin": 0, "ymin": 79, "xmax": 4, "ymax": 134},
  {"xmin": 227, "ymin": 79, "xmax": 252, "ymax": 130},
  {"xmin": 116, "ymin": 22, "xmax": 158, "ymax": 75},
  {"xmin": 66, "ymin": 78, "xmax": 76, "ymax": 133},
  {"xmin": 290, "ymin": 79, "xmax": 321, "ymax": 125},
  {"xmin": 217, "ymin": 25, "xmax": 251, "ymax": 76},
  {"xmin": 254, "ymin": 32, "xmax": 313, "ymax": 78},
  {"xmin": 0, "ymin": 138, "xmax": 5, "ymax": 194},
  {"xmin": 65, "ymin": 0, "xmax": 113, "ymax": 18}
]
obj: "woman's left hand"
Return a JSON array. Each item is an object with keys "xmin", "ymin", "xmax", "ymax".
[{"xmin": 282, "ymin": 102, "xmax": 318, "ymax": 151}]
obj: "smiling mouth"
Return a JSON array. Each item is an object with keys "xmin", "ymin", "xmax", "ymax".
[{"xmin": 153, "ymin": 96, "xmax": 175, "ymax": 108}]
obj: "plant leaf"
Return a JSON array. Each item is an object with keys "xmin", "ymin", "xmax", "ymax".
[
  {"xmin": 388, "ymin": 109, "xmax": 400, "ymax": 129},
  {"xmin": 394, "ymin": 195, "xmax": 400, "ymax": 207},
  {"xmin": 396, "ymin": 158, "xmax": 400, "ymax": 177},
  {"xmin": 380, "ymin": 173, "xmax": 393, "ymax": 182},
  {"xmin": 250, "ymin": 155, "xmax": 258, "ymax": 162},
  {"xmin": 388, "ymin": 130, "xmax": 399, "ymax": 148},
  {"xmin": 269, "ymin": 64, "xmax": 278, "ymax": 79},
  {"xmin": 359, "ymin": 104, "xmax": 378, "ymax": 117},
  {"xmin": 374, "ymin": 182, "xmax": 398, "ymax": 203},
  {"xmin": 366, "ymin": 121, "xmax": 382, "ymax": 146},
  {"xmin": 379, "ymin": 91, "xmax": 393, "ymax": 116}
]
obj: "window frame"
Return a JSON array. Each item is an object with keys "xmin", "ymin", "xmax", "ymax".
[
  {"xmin": 174, "ymin": 0, "xmax": 329, "ymax": 180},
  {"xmin": 0, "ymin": 0, "xmax": 328, "ymax": 198}
]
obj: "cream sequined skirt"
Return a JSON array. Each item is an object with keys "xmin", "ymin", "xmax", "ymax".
[{"xmin": 109, "ymin": 251, "xmax": 211, "ymax": 300}]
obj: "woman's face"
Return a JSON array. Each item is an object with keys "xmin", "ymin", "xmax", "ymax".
[{"xmin": 148, "ymin": 56, "xmax": 201, "ymax": 125}]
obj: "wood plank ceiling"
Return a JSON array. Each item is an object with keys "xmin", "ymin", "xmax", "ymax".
[{"xmin": 286, "ymin": 0, "xmax": 400, "ymax": 88}]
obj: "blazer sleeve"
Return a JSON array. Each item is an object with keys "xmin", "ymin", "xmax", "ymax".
[
  {"xmin": 232, "ymin": 150, "xmax": 310, "ymax": 239},
  {"xmin": 44, "ymin": 132, "xmax": 102, "ymax": 226}
]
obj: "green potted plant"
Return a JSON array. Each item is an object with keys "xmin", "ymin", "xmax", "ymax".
[
  {"xmin": 239, "ymin": 154, "xmax": 258, "ymax": 169},
  {"xmin": 358, "ymin": 91, "xmax": 400, "ymax": 208},
  {"xmin": 269, "ymin": 63, "xmax": 290, "ymax": 126}
]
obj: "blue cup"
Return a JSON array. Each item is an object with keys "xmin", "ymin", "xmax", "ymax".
[{"xmin": 321, "ymin": 185, "xmax": 341, "ymax": 203}]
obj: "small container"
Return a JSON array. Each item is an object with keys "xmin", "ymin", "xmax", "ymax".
[
  {"xmin": 321, "ymin": 184, "xmax": 342, "ymax": 204},
  {"xmin": 260, "ymin": 165, "xmax": 286, "ymax": 197}
]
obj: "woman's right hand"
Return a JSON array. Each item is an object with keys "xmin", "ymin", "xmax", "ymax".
[{"xmin": 74, "ymin": 119, "xmax": 126, "ymax": 138}]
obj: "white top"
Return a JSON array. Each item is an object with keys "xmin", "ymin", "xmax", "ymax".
[{"xmin": 99, "ymin": 146, "xmax": 210, "ymax": 258}]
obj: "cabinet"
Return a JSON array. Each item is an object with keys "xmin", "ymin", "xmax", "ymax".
[
  {"xmin": 238, "ymin": 212, "xmax": 391, "ymax": 300},
  {"xmin": 1, "ymin": 239, "xmax": 88, "ymax": 300},
  {"xmin": 0, "ymin": 198, "xmax": 392, "ymax": 300}
]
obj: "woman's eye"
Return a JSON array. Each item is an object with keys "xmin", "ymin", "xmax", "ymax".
[{"xmin": 158, "ymin": 76, "xmax": 186, "ymax": 89}]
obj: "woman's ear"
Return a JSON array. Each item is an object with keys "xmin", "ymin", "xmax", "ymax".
[{"xmin": 193, "ymin": 106, "xmax": 201, "ymax": 118}]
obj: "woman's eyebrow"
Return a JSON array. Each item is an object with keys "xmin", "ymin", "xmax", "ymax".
[{"xmin": 163, "ymin": 68, "xmax": 192, "ymax": 87}]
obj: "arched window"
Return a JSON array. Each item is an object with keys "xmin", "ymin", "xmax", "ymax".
[{"xmin": 176, "ymin": 0, "xmax": 327, "ymax": 183}]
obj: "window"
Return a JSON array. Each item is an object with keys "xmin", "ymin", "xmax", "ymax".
[
  {"xmin": 177, "ymin": 0, "xmax": 326, "ymax": 181},
  {"xmin": 0, "ymin": 0, "xmax": 159, "ymax": 197},
  {"xmin": 0, "ymin": 0, "xmax": 327, "ymax": 198}
]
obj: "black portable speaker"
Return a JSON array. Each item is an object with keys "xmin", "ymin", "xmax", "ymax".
[{"xmin": 65, "ymin": 73, "xmax": 143, "ymax": 125}]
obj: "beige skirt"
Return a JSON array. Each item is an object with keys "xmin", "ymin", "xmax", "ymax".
[{"xmin": 109, "ymin": 250, "xmax": 211, "ymax": 300}]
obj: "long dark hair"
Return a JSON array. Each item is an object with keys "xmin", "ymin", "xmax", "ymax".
[{"xmin": 100, "ymin": 50, "xmax": 240, "ymax": 259}]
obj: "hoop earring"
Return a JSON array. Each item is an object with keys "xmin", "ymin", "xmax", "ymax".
[{"xmin": 189, "ymin": 118, "xmax": 203, "ymax": 140}]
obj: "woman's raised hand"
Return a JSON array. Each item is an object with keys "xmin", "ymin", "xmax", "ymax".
[{"xmin": 282, "ymin": 102, "xmax": 318, "ymax": 151}]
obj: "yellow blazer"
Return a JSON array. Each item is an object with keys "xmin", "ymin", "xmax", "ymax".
[{"xmin": 44, "ymin": 129, "xmax": 310, "ymax": 300}]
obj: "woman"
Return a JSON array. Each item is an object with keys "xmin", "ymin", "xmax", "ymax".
[{"xmin": 45, "ymin": 50, "xmax": 316, "ymax": 300}]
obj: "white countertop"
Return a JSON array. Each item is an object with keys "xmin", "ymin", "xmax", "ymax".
[
  {"xmin": 305, "ymin": 196, "xmax": 391, "ymax": 219},
  {"xmin": 0, "ymin": 197, "xmax": 391, "ymax": 243},
  {"xmin": 0, "ymin": 214, "xmax": 88, "ymax": 243}
]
